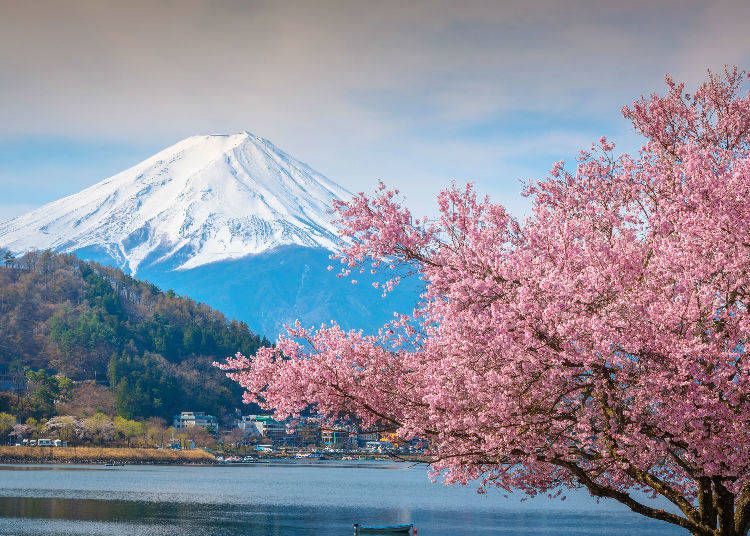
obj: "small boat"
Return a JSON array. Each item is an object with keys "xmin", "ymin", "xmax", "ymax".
[{"xmin": 353, "ymin": 524, "xmax": 414, "ymax": 535}]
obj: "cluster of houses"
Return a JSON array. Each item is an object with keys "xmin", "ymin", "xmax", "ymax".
[{"xmin": 172, "ymin": 411, "xmax": 418, "ymax": 453}]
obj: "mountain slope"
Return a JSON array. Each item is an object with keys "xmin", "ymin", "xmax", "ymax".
[
  {"xmin": 138, "ymin": 245, "xmax": 421, "ymax": 337},
  {"xmin": 0, "ymin": 132, "xmax": 349, "ymax": 274},
  {"xmin": 0, "ymin": 250, "xmax": 269, "ymax": 421}
]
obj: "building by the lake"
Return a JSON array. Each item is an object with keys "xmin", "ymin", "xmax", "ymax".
[
  {"xmin": 236, "ymin": 414, "xmax": 321, "ymax": 447},
  {"xmin": 173, "ymin": 411, "xmax": 218, "ymax": 431}
]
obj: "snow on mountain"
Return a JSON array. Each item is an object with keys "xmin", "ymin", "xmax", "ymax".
[{"xmin": 0, "ymin": 132, "xmax": 350, "ymax": 274}]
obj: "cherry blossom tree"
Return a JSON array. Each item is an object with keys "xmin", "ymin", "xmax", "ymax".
[
  {"xmin": 9, "ymin": 424, "xmax": 32, "ymax": 442},
  {"xmin": 218, "ymin": 68, "xmax": 750, "ymax": 536},
  {"xmin": 44, "ymin": 415, "xmax": 80, "ymax": 444}
]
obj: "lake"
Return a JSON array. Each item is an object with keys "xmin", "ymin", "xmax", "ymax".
[{"xmin": 0, "ymin": 461, "xmax": 685, "ymax": 535}]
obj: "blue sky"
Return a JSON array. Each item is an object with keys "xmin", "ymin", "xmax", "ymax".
[{"xmin": 2, "ymin": 0, "xmax": 749, "ymax": 220}]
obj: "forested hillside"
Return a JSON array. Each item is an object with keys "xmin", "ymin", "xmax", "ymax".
[{"xmin": 0, "ymin": 249, "xmax": 269, "ymax": 422}]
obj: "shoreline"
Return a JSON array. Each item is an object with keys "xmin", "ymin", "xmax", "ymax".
[
  {"xmin": 0, "ymin": 446, "xmax": 429, "ymax": 466},
  {"xmin": 0, "ymin": 446, "xmax": 216, "ymax": 465}
]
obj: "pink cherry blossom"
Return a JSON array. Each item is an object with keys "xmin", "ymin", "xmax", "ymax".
[{"xmin": 218, "ymin": 67, "xmax": 750, "ymax": 536}]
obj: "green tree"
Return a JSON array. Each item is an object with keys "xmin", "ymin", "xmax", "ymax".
[
  {"xmin": 24, "ymin": 417, "xmax": 41, "ymax": 438},
  {"xmin": 144, "ymin": 417, "xmax": 168, "ymax": 447},
  {"xmin": 2, "ymin": 249, "xmax": 15, "ymax": 267},
  {"xmin": 113, "ymin": 416, "xmax": 145, "ymax": 446},
  {"xmin": 108, "ymin": 353, "xmax": 179, "ymax": 420},
  {"xmin": 20, "ymin": 370, "xmax": 72, "ymax": 419},
  {"xmin": 81, "ymin": 412, "xmax": 114, "ymax": 445},
  {"xmin": 0, "ymin": 413, "xmax": 16, "ymax": 443}
]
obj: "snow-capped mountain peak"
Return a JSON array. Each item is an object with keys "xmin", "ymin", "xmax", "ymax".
[{"xmin": 0, "ymin": 132, "xmax": 350, "ymax": 273}]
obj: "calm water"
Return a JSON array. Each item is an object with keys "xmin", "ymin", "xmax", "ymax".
[{"xmin": 0, "ymin": 461, "xmax": 685, "ymax": 535}]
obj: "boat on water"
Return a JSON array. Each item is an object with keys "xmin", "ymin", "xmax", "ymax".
[{"xmin": 353, "ymin": 523, "xmax": 414, "ymax": 535}]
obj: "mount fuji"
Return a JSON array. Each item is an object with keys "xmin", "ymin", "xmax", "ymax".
[{"xmin": 0, "ymin": 132, "xmax": 419, "ymax": 336}]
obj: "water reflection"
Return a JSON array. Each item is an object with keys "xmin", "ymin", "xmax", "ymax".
[{"xmin": 0, "ymin": 496, "xmax": 442, "ymax": 536}]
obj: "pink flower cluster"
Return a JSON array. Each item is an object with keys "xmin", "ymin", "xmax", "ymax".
[{"xmin": 218, "ymin": 68, "xmax": 750, "ymax": 535}]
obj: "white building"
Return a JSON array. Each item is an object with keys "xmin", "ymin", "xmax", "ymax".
[
  {"xmin": 236, "ymin": 415, "xmax": 286, "ymax": 439},
  {"xmin": 173, "ymin": 411, "xmax": 218, "ymax": 430},
  {"xmin": 237, "ymin": 414, "xmax": 321, "ymax": 446}
]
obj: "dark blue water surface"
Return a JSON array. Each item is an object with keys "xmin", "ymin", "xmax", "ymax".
[{"xmin": 0, "ymin": 461, "xmax": 685, "ymax": 535}]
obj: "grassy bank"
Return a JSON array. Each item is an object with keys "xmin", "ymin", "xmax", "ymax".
[{"xmin": 0, "ymin": 446, "xmax": 215, "ymax": 465}]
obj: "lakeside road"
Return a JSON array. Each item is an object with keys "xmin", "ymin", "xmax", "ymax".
[{"xmin": 0, "ymin": 446, "xmax": 215, "ymax": 465}]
